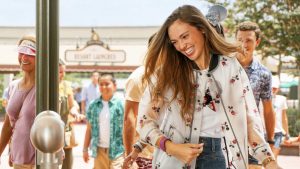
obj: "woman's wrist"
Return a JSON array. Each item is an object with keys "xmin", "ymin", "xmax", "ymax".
[
  {"xmin": 164, "ymin": 140, "xmax": 173, "ymax": 155},
  {"xmin": 264, "ymin": 160, "xmax": 277, "ymax": 169}
]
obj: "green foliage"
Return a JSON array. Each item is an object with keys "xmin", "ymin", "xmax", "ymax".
[
  {"xmin": 64, "ymin": 72, "xmax": 84, "ymax": 84},
  {"xmin": 0, "ymin": 98, "xmax": 4, "ymax": 115},
  {"xmin": 206, "ymin": 0, "xmax": 231, "ymax": 6},
  {"xmin": 114, "ymin": 72, "xmax": 131, "ymax": 79},
  {"xmin": 0, "ymin": 74, "xmax": 4, "ymax": 97},
  {"xmin": 287, "ymin": 108, "xmax": 300, "ymax": 136},
  {"xmin": 64, "ymin": 72, "xmax": 130, "ymax": 87}
]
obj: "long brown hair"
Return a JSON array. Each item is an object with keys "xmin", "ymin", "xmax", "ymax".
[{"xmin": 143, "ymin": 5, "xmax": 239, "ymax": 118}]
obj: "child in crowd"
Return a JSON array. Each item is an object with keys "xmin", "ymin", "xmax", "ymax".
[
  {"xmin": 271, "ymin": 76, "xmax": 289, "ymax": 160},
  {"xmin": 83, "ymin": 73, "xmax": 124, "ymax": 169}
]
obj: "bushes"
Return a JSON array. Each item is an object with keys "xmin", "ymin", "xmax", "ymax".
[
  {"xmin": 0, "ymin": 98, "xmax": 5, "ymax": 115},
  {"xmin": 287, "ymin": 108, "xmax": 300, "ymax": 137}
]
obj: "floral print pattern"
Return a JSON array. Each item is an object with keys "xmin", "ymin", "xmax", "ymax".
[{"xmin": 244, "ymin": 59, "xmax": 272, "ymax": 107}]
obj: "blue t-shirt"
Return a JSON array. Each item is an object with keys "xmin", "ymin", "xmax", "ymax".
[{"xmin": 81, "ymin": 83, "xmax": 100, "ymax": 111}]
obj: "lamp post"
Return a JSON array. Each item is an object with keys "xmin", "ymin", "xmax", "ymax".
[
  {"xmin": 30, "ymin": 111, "xmax": 64, "ymax": 169},
  {"xmin": 36, "ymin": 0, "xmax": 59, "ymax": 168}
]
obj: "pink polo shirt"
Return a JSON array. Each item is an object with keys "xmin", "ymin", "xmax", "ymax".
[{"xmin": 6, "ymin": 80, "xmax": 36, "ymax": 165}]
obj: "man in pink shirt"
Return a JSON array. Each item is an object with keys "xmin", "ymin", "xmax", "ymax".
[{"xmin": 0, "ymin": 35, "xmax": 36, "ymax": 169}]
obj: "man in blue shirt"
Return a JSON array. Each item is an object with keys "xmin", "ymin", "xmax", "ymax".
[
  {"xmin": 236, "ymin": 21, "xmax": 276, "ymax": 169},
  {"xmin": 81, "ymin": 71, "xmax": 100, "ymax": 115}
]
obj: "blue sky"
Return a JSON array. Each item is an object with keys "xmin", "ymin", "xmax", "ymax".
[{"xmin": 0, "ymin": 0, "xmax": 211, "ymax": 27}]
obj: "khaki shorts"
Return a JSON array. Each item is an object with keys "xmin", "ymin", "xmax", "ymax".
[{"xmin": 94, "ymin": 147, "xmax": 124, "ymax": 169}]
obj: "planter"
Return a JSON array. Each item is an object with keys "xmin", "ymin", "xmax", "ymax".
[{"xmin": 280, "ymin": 141, "xmax": 300, "ymax": 156}]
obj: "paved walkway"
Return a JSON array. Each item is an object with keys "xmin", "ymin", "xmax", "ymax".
[{"xmin": 0, "ymin": 122, "xmax": 299, "ymax": 169}]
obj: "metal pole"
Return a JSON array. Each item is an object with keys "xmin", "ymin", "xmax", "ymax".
[
  {"xmin": 40, "ymin": 154, "xmax": 59, "ymax": 169},
  {"xmin": 49, "ymin": 0, "xmax": 59, "ymax": 112},
  {"xmin": 36, "ymin": 0, "xmax": 49, "ymax": 168},
  {"xmin": 49, "ymin": 1, "xmax": 62, "ymax": 166},
  {"xmin": 36, "ymin": 0, "xmax": 61, "ymax": 168},
  {"xmin": 298, "ymin": 69, "xmax": 300, "ymax": 113},
  {"xmin": 36, "ymin": 0, "xmax": 49, "ymax": 113}
]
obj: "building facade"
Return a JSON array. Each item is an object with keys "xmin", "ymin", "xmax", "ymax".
[{"xmin": 0, "ymin": 26, "xmax": 159, "ymax": 73}]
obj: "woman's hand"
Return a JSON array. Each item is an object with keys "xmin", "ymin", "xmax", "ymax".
[
  {"xmin": 61, "ymin": 148, "xmax": 65, "ymax": 160},
  {"xmin": 122, "ymin": 148, "xmax": 140, "ymax": 169},
  {"xmin": 264, "ymin": 160, "xmax": 279, "ymax": 169},
  {"xmin": 165, "ymin": 141, "xmax": 204, "ymax": 165},
  {"xmin": 75, "ymin": 113, "xmax": 85, "ymax": 122}
]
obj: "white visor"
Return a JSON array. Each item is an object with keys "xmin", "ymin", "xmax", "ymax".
[{"xmin": 18, "ymin": 40, "xmax": 36, "ymax": 56}]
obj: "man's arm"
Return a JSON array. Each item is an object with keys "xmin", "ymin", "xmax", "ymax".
[
  {"xmin": 262, "ymin": 100, "xmax": 275, "ymax": 141},
  {"xmin": 282, "ymin": 109, "xmax": 289, "ymax": 137},
  {"xmin": 81, "ymin": 88, "xmax": 87, "ymax": 115},
  {"xmin": 123, "ymin": 100, "xmax": 139, "ymax": 156},
  {"xmin": 0, "ymin": 114, "xmax": 13, "ymax": 156},
  {"xmin": 68, "ymin": 91, "xmax": 75, "ymax": 112},
  {"xmin": 69, "ymin": 94, "xmax": 85, "ymax": 121},
  {"xmin": 83, "ymin": 122, "xmax": 91, "ymax": 163},
  {"xmin": 81, "ymin": 100, "xmax": 86, "ymax": 114}
]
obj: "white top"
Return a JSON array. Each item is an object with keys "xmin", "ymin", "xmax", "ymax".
[
  {"xmin": 125, "ymin": 66, "xmax": 146, "ymax": 102},
  {"xmin": 98, "ymin": 101, "xmax": 110, "ymax": 148},
  {"xmin": 273, "ymin": 95, "xmax": 288, "ymax": 133},
  {"xmin": 198, "ymin": 69, "xmax": 222, "ymax": 138}
]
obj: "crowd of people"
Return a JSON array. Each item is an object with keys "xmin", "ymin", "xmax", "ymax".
[{"xmin": 0, "ymin": 4, "xmax": 297, "ymax": 169}]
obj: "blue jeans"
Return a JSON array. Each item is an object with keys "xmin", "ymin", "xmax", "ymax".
[
  {"xmin": 274, "ymin": 132, "xmax": 283, "ymax": 148},
  {"xmin": 195, "ymin": 137, "xmax": 226, "ymax": 169}
]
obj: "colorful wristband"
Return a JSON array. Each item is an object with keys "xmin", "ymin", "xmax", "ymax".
[{"xmin": 159, "ymin": 136, "xmax": 170, "ymax": 152}]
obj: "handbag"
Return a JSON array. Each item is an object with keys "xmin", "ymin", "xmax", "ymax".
[
  {"xmin": 60, "ymin": 81, "xmax": 78, "ymax": 149},
  {"xmin": 64, "ymin": 124, "xmax": 78, "ymax": 148},
  {"xmin": 135, "ymin": 145, "xmax": 153, "ymax": 168},
  {"xmin": 135, "ymin": 156, "xmax": 152, "ymax": 169}
]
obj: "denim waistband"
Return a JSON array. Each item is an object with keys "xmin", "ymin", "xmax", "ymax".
[{"xmin": 199, "ymin": 137, "xmax": 222, "ymax": 152}]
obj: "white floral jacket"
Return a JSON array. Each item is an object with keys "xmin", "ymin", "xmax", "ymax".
[{"xmin": 137, "ymin": 55, "xmax": 274, "ymax": 169}]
